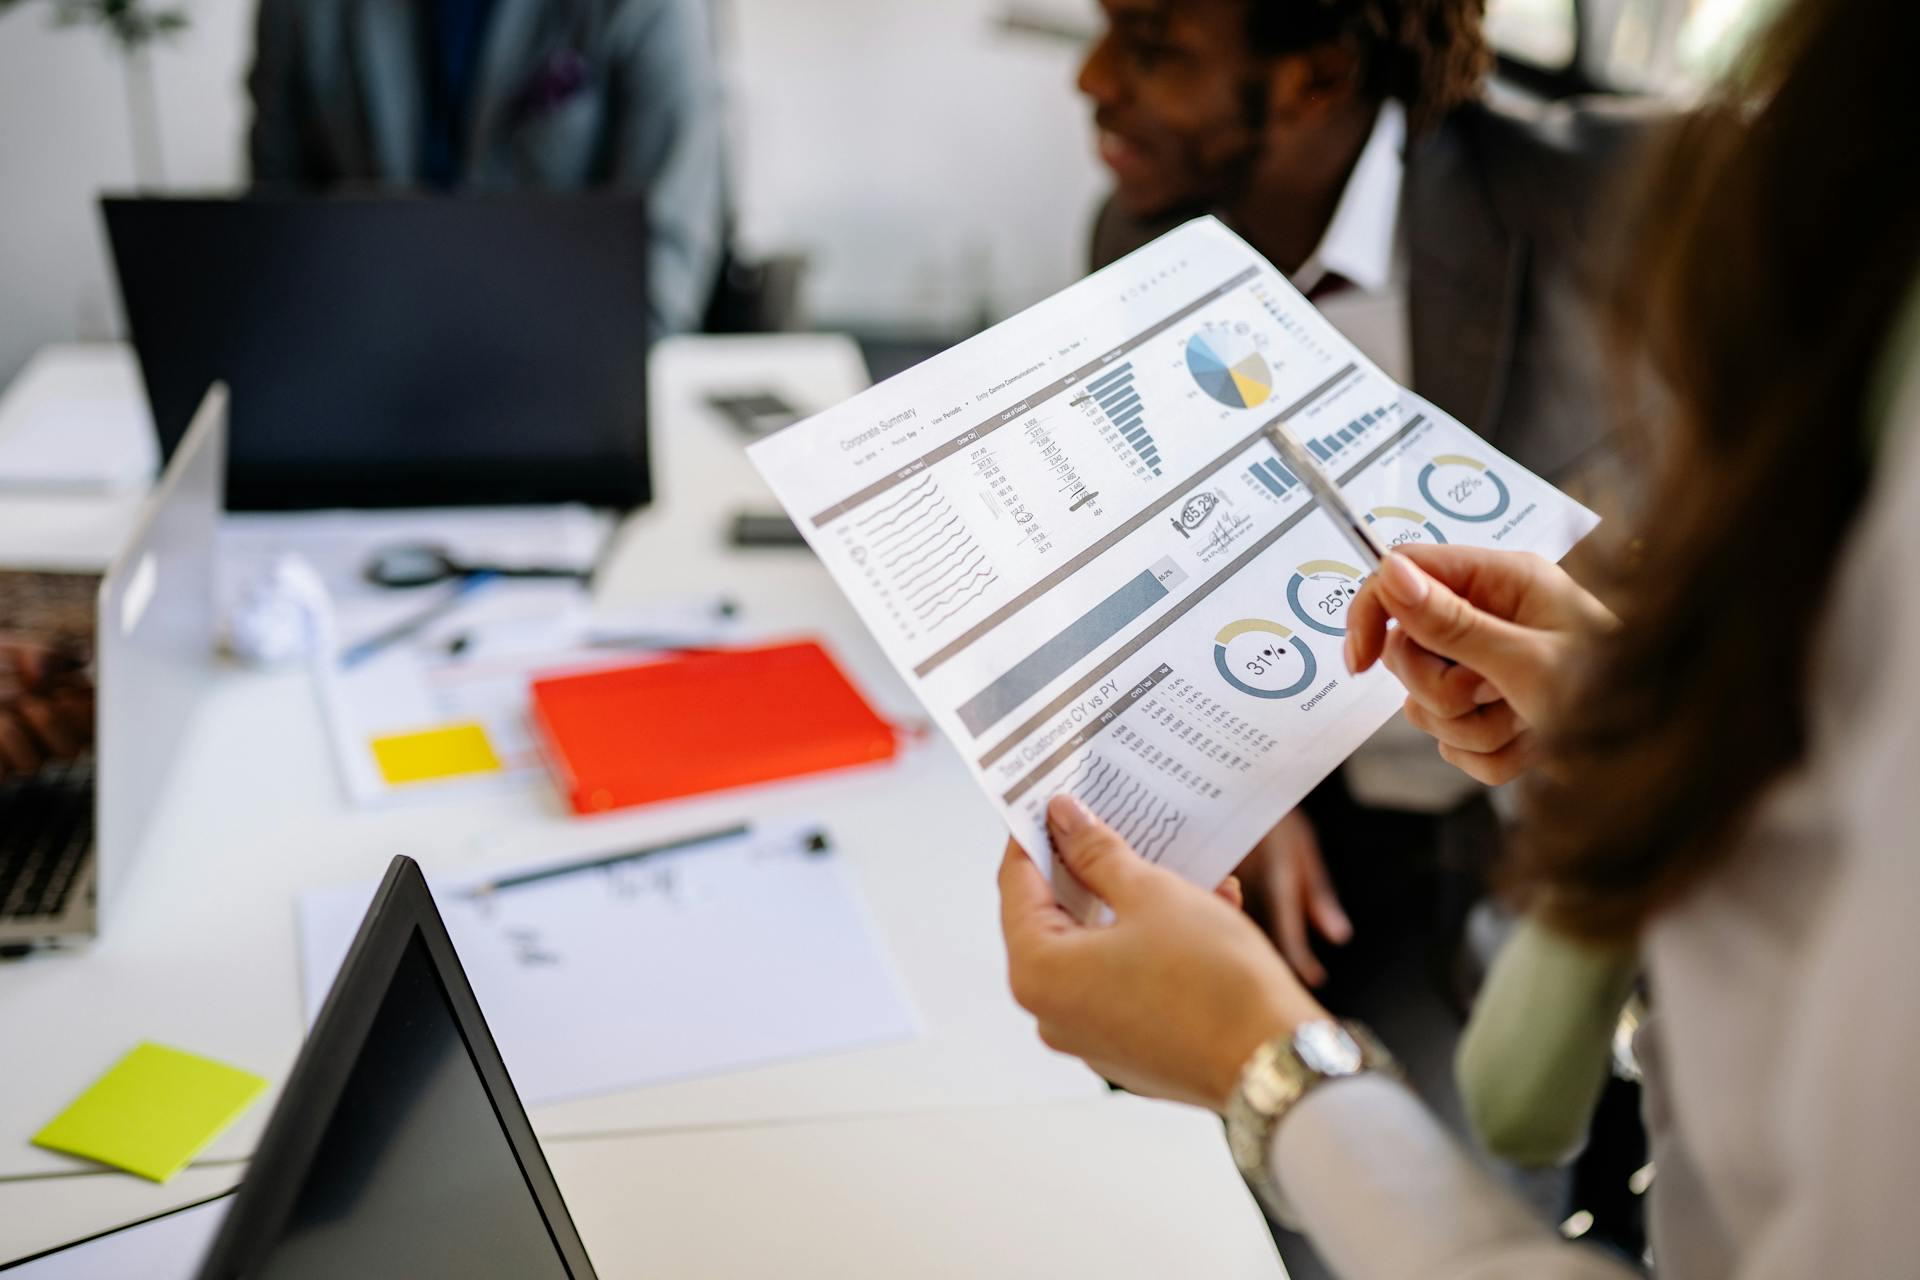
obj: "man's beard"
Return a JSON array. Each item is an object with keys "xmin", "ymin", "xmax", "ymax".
[{"xmin": 1163, "ymin": 73, "xmax": 1272, "ymax": 216}]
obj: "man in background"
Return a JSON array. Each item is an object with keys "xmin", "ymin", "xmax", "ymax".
[
  {"xmin": 0, "ymin": 642, "xmax": 89, "ymax": 779},
  {"xmin": 247, "ymin": 0, "xmax": 727, "ymax": 337},
  {"xmin": 0, "ymin": 567, "xmax": 95, "ymax": 784},
  {"xmin": 1076, "ymin": 0, "xmax": 1649, "ymax": 1023}
]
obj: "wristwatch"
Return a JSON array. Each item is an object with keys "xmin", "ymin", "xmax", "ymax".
[{"xmin": 1225, "ymin": 1019, "xmax": 1399, "ymax": 1226}]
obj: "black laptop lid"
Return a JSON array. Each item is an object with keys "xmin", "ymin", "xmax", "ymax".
[
  {"xmin": 195, "ymin": 857, "xmax": 596, "ymax": 1278},
  {"xmin": 101, "ymin": 195, "xmax": 650, "ymax": 512}
]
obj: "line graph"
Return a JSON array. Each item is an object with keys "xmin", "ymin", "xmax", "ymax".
[
  {"xmin": 852, "ymin": 475, "xmax": 1000, "ymax": 632},
  {"xmin": 1054, "ymin": 753, "xmax": 1186, "ymax": 863}
]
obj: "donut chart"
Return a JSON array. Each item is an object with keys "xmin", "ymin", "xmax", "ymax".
[
  {"xmin": 1186, "ymin": 324, "xmax": 1273, "ymax": 410},
  {"xmin": 1364, "ymin": 505, "xmax": 1448, "ymax": 547},
  {"xmin": 1213, "ymin": 618, "xmax": 1318, "ymax": 699},
  {"xmin": 1286, "ymin": 560, "xmax": 1368, "ymax": 637},
  {"xmin": 1418, "ymin": 454, "xmax": 1511, "ymax": 523}
]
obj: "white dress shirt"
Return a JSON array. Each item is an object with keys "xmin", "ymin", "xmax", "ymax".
[
  {"xmin": 1289, "ymin": 101, "xmax": 1478, "ymax": 813},
  {"xmin": 1293, "ymin": 100, "xmax": 1411, "ymax": 386}
]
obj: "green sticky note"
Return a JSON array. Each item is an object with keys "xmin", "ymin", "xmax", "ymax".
[{"xmin": 32, "ymin": 1042, "xmax": 268, "ymax": 1182}]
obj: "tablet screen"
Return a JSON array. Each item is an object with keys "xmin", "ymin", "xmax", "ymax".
[{"xmin": 253, "ymin": 931, "xmax": 571, "ymax": 1278}]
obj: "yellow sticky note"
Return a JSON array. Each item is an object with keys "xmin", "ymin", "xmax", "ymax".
[
  {"xmin": 33, "ymin": 1042, "xmax": 268, "ymax": 1183},
  {"xmin": 370, "ymin": 721, "xmax": 502, "ymax": 785}
]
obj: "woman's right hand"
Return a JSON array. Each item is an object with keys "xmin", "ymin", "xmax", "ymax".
[{"xmin": 1343, "ymin": 546, "xmax": 1614, "ymax": 786}]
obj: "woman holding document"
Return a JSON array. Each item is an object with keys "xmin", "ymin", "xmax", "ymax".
[{"xmin": 999, "ymin": 0, "xmax": 1920, "ymax": 1273}]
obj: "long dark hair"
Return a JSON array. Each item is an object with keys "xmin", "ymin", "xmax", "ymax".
[{"xmin": 1516, "ymin": 0, "xmax": 1920, "ymax": 943}]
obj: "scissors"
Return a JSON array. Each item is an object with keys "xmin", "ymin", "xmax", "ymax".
[{"xmin": 362, "ymin": 543, "xmax": 593, "ymax": 590}]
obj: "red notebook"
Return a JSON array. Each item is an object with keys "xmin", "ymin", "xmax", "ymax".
[{"xmin": 530, "ymin": 640, "xmax": 899, "ymax": 814}]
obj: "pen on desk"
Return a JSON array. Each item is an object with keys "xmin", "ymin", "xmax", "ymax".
[
  {"xmin": 341, "ymin": 574, "xmax": 494, "ymax": 669},
  {"xmin": 582, "ymin": 633, "xmax": 729, "ymax": 653},
  {"xmin": 462, "ymin": 822, "xmax": 829, "ymax": 898},
  {"xmin": 1263, "ymin": 422, "xmax": 1390, "ymax": 570},
  {"xmin": 444, "ymin": 631, "xmax": 723, "ymax": 658},
  {"xmin": 443, "ymin": 595, "xmax": 740, "ymax": 659}
]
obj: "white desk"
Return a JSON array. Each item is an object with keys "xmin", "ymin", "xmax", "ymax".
[
  {"xmin": 0, "ymin": 344, "xmax": 154, "ymax": 571},
  {"xmin": 0, "ymin": 338, "xmax": 1285, "ymax": 1276},
  {"xmin": 0, "ymin": 1097, "xmax": 1285, "ymax": 1278}
]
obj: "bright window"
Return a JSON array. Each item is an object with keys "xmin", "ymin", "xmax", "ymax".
[
  {"xmin": 1591, "ymin": 0, "xmax": 1786, "ymax": 91},
  {"xmin": 1486, "ymin": 0, "xmax": 1580, "ymax": 70}
]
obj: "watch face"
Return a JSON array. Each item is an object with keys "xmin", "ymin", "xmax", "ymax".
[{"xmin": 1293, "ymin": 1021, "xmax": 1364, "ymax": 1076}]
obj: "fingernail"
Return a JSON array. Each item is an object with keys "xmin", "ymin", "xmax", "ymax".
[
  {"xmin": 1471, "ymin": 680, "xmax": 1500, "ymax": 705},
  {"xmin": 1343, "ymin": 632, "xmax": 1357, "ymax": 674},
  {"xmin": 1380, "ymin": 553, "xmax": 1428, "ymax": 605},
  {"xmin": 1047, "ymin": 793, "xmax": 1093, "ymax": 835}
]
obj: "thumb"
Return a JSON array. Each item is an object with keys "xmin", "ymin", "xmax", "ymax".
[
  {"xmin": 1373, "ymin": 552, "xmax": 1534, "ymax": 676},
  {"xmin": 1047, "ymin": 793, "xmax": 1149, "ymax": 908}
]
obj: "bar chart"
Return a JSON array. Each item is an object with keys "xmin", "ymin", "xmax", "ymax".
[
  {"xmin": 955, "ymin": 557, "xmax": 1188, "ymax": 736},
  {"xmin": 1249, "ymin": 281, "xmax": 1337, "ymax": 365},
  {"xmin": 1246, "ymin": 456, "xmax": 1301, "ymax": 499},
  {"xmin": 1082, "ymin": 362, "xmax": 1163, "ymax": 477},
  {"xmin": 1302, "ymin": 403, "xmax": 1393, "ymax": 466}
]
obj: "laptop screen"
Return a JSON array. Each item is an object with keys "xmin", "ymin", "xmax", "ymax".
[
  {"xmin": 253, "ymin": 930, "xmax": 570, "ymax": 1278},
  {"xmin": 102, "ymin": 197, "xmax": 652, "ymax": 511}
]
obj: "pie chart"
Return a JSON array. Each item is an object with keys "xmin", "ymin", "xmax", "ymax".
[{"xmin": 1186, "ymin": 324, "xmax": 1272, "ymax": 410}]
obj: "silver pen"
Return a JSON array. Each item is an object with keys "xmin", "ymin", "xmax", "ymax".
[{"xmin": 1263, "ymin": 422, "xmax": 1390, "ymax": 570}]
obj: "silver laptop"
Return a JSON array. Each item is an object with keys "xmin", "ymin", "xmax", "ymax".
[{"xmin": 0, "ymin": 385, "xmax": 224, "ymax": 953}]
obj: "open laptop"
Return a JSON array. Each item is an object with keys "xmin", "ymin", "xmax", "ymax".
[
  {"xmin": 0, "ymin": 856, "xmax": 597, "ymax": 1278},
  {"xmin": 101, "ymin": 195, "xmax": 651, "ymax": 512},
  {"xmin": 0, "ymin": 386, "xmax": 224, "ymax": 955}
]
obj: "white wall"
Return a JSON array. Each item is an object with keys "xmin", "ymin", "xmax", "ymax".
[
  {"xmin": 0, "ymin": 0, "xmax": 256, "ymax": 384},
  {"xmin": 723, "ymin": 0, "xmax": 1106, "ymax": 330},
  {"xmin": 0, "ymin": 0, "xmax": 1107, "ymax": 385}
]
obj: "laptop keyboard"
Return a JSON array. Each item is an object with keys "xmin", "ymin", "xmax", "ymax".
[{"xmin": 0, "ymin": 755, "xmax": 94, "ymax": 921}]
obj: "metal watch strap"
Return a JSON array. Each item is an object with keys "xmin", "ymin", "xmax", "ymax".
[{"xmin": 1225, "ymin": 1019, "xmax": 1398, "ymax": 1228}]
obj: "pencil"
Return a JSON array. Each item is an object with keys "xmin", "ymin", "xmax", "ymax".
[{"xmin": 464, "ymin": 823, "xmax": 752, "ymax": 896}]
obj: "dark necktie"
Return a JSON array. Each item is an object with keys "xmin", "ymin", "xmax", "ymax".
[
  {"xmin": 1306, "ymin": 271, "xmax": 1356, "ymax": 304},
  {"xmin": 423, "ymin": 0, "xmax": 499, "ymax": 188}
]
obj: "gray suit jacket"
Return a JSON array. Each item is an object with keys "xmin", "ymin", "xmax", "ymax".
[
  {"xmin": 1091, "ymin": 97, "xmax": 1661, "ymax": 489},
  {"xmin": 248, "ymin": 0, "xmax": 726, "ymax": 336}
]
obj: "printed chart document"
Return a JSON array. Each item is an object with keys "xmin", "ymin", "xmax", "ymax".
[
  {"xmin": 297, "ymin": 823, "xmax": 919, "ymax": 1104},
  {"xmin": 749, "ymin": 218, "xmax": 1598, "ymax": 901}
]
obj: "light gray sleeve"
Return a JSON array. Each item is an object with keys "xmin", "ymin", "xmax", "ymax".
[
  {"xmin": 247, "ymin": 0, "xmax": 306, "ymax": 185},
  {"xmin": 1726, "ymin": 345, "xmax": 1920, "ymax": 1280},
  {"xmin": 606, "ymin": 0, "xmax": 727, "ymax": 336},
  {"xmin": 1264, "ymin": 332, "xmax": 1920, "ymax": 1280},
  {"xmin": 1271, "ymin": 1076, "xmax": 1635, "ymax": 1279}
]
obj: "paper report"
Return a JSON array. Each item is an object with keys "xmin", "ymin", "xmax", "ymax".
[{"xmin": 749, "ymin": 218, "xmax": 1598, "ymax": 901}]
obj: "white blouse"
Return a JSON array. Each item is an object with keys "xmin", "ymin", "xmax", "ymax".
[{"xmin": 1268, "ymin": 336, "xmax": 1920, "ymax": 1278}]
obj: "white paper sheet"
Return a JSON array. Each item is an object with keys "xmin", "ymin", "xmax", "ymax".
[
  {"xmin": 296, "ymin": 824, "xmax": 921, "ymax": 1105},
  {"xmin": 220, "ymin": 505, "xmax": 613, "ymax": 642},
  {"xmin": 747, "ymin": 218, "xmax": 1599, "ymax": 905},
  {"xmin": 303, "ymin": 573, "xmax": 739, "ymax": 807},
  {"xmin": 311, "ymin": 579, "xmax": 610, "ymax": 806}
]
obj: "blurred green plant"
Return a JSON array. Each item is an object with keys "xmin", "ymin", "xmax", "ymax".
[{"xmin": 0, "ymin": 0, "xmax": 190, "ymax": 53}]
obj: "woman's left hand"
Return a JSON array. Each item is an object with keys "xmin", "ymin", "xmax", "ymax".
[{"xmin": 1000, "ymin": 794, "xmax": 1328, "ymax": 1111}]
